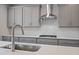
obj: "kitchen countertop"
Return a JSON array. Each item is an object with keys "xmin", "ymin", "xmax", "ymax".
[{"xmin": 0, "ymin": 41, "xmax": 79, "ymax": 55}]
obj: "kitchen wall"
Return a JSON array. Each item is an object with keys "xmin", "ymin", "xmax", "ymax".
[
  {"xmin": 0, "ymin": 4, "xmax": 79, "ymax": 39},
  {"xmin": 0, "ymin": 5, "xmax": 9, "ymax": 35}
]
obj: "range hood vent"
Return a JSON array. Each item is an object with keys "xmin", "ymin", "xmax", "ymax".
[{"xmin": 41, "ymin": 4, "xmax": 56, "ymax": 19}]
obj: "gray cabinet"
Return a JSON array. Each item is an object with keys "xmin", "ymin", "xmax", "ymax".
[
  {"xmin": 23, "ymin": 7, "xmax": 32, "ymax": 27},
  {"xmin": 23, "ymin": 6, "xmax": 40, "ymax": 27},
  {"xmin": 19, "ymin": 37, "xmax": 36, "ymax": 43},
  {"xmin": 8, "ymin": 6, "xmax": 23, "ymax": 27},
  {"xmin": 37, "ymin": 38, "xmax": 58, "ymax": 45},
  {"xmin": 2, "ymin": 36, "xmax": 19, "ymax": 42},
  {"xmin": 14, "ymin": 7, "xmax": 22, "ymax": 25},
  {"xmin": 0, "ymin": 36, "xmax": 2, "ymax": 41},
  {"xmin": 8, "ymin": 7, "xmax": 15, "ymax": 27},
  {"xmin": 31, "ymin": 6, "xmax": 40, "ymax": 26},
  {"xmin": 59, "ymin": 39, "xmax": 79, "ymax": 47},
  {"xmin": 59, "ymin": 5, "xmax": 79, "ymax": 27},
  {"xmin": 2, "ymin": 36, "xmax": 11, "ymax": 41},
  {"xmin": 1, "ymin": 36, "xmax": 79, "ymax": 47},
  {"xmin": 8, "ymin": 5, "xmax": 40, "ymax": 28},
  {"xmin": 71, "ymin": 5, "xmax": 79, "ymax": 26}
]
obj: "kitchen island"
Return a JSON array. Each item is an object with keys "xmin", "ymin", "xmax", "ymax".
[{"xmin": 0, "ymin": 41, "xmax": 79, "ymax": 55}]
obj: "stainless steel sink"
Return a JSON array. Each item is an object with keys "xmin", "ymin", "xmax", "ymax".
[{"xmin": 1, "ymin": 44, "xmax": 41, "ymax": 52}]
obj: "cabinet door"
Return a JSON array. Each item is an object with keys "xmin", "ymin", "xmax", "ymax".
[
  {"xmin": 14, "ymin": 7, "xmax": 22, "ymax": 25},
  {"xmin": 71, "ymin": 5, "xmax": 79, "ymax": 26},
  {"xmin": 37, "ymin": 38, "xmax": 57, "ymax": 45},
  {"xmin": 19, "ymin": 37, "xmax": 36, "ymax": 43},
  {"xmin": 59, "ymin": 39, "xmax": 79, "ymax": 47},
  {"xmin": 2, "ymin": 36, "xmax": 11, "ymax": 42},
  {"xmin": 59, "ymin": 5, "xmax": 72, "ymax": 27},
  {"xmin": 31, "ymin": 6, "xmax": 40, "ymax": 26},
  {"xmin": 23, "ymin": 7, "xmax": 32, "ymax": 27},
  {"xmin": 8, "ymin": 7, "xmax": 15, "ymax": 27},
  {"xmin": 0, "ymin": 36, "xmax": 2, "ymax": 41}
]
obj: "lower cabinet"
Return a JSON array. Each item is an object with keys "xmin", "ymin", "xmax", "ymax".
[
  {"xmin": 14, "ymin": 37, "xmax": 19, "ymax": 42},
  {"xmin": 2, "ymin": 36, "xmax": 19, "ymax": 42},
  {"xmin": 0, "ymin": 36, "xmax": 2, "ymax": 41},
  {"xmin": 1, "ymin": 36, "xmax": 79, "ymax": 47},
  {"xmin": 37, "ymin": 38, "xmax": 58, "ymax": 45},
  {"xmin": 2, "ymin": 36, "xmax": 11, "ymax": 42},
  {"xmin": 19, "ymin": 37, "xmax": 36, "ymax": 43},
  {"xmin": 59, "ymin": 39, "xmax": 79, "ymax": 47}
]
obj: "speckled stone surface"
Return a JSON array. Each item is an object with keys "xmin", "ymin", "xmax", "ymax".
[{"xmin": 0, "ymin": 41, "xmax": 79, "ymax": 55}]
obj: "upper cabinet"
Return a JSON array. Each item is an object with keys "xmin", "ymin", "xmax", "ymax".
[
  {"xmin": 31, "ymin": 6, "xmax": 40, "ymax": 26},
  {"xmin": 7, "ymin": 5, "xmax": 40, "ymax": 28},
  {"xmin": 14, "ymin": 6, "xmax": 22, "ymax": 25},
  {"xmin": 8, "ymin": 6, "xmax": 23, "ymax": 28},
  {"xmin": 23, "ymin": 6, "xmax": 40, "ymax": 27},
  {"xmin": 71, "ymin": 5, "xmax": 79, "ymax": 26},
  {"xmin": 8, "ymin": 7, "xmax": 15, "ymax": 27},
  {"xmin": 23, "ymin": 7, "xmax": 32, "ymax": 27},
  {"xmin": 58, "ymin": 5, "xmax": 79, "ymax": 27}
]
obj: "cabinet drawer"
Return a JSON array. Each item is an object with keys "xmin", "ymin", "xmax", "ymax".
[
  {"xmin": 11, "ymin": 37, "xmax": 19, "ymax": 42},
  {"xmin": 19, "ymin": 37, "xmax": 36, "ymax": 43},
  {"xmin": 2, "ymin": 36, "xmax": 11, "ymax": 42},
  {"xmin": 37, "ymin": 38, "xmax": 57, "ymax": 45},
  {"xmin": 59, "ymin": 39, "xmax": 79, "ymax": 47},
  {"xmin": 0, "ymin": 36, "xmax": 2, "ymax": 41},
  {"xmin": 2, "ymin": 36, "xmax": 19, "ymax": 42}
]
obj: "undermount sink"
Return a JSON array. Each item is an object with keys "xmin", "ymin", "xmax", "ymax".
[{"xmin": 1, "ymin": 44, "xmax": 41, "ymax": 52}]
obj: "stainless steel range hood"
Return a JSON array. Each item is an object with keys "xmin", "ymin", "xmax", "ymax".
[{"xmin": 41, "ymin": 4, "xmax": 56, "ymax": 19}]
